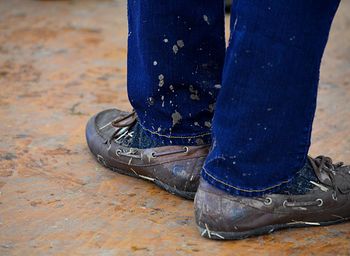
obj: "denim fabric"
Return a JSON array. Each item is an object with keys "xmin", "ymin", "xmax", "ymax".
[
  {"xmin": 127, "ymin": 0, "xmax": 225, "ymax": 145},
  {"xmin": 127, "ymin": 0, "xmax": 340, "ymax": 196}
]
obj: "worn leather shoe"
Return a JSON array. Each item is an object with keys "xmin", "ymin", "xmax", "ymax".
[
  {"xmin": 195, "ymin": 156, "xmax": 350, "ymax": 240},
  {"xmin": 86, "ymin": 108, "xmax": 209, "ymax": 200}
]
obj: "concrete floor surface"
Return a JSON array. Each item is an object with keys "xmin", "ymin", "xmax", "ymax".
[{"xmin": 0, "ymin": 0, "xmax": 349, "ymax": 255}]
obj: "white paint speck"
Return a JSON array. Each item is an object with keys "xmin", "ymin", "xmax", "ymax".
[
  {"xmin": 158, "ymin": 74, "xmax": 164, "ymax": 87},
  {"xmin": 163, "ymin": 38, "xmax": 169, "ymax": 43},
  {"xmin": 203, "ymin": 15, "xmax": 210, "ymax": 25},
  {"xmin": 214, "ymin": 84, "xmax": 222, "ymax": 89},
  {"xmin": 177, "ymin": 40, "xmax": 184, "ymax": 48},
  {"xmin": 171, "ymin": 111, "xmax": 182, "ymax": 126},
  {"xmin": 173, "ymin": 45, "xmax": 179, "ymax": 54},
  {"xmin": 153, "ymin": 61, "xmax": 158, "ymax": 66}
]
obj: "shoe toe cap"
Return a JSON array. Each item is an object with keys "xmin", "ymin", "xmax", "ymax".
[
  {"xmin": 85, "ymin": 113, "xmax": 106, "ymax": 158},
  {"xmin": 85, "ymin": 109, "xmax": 123, "ymax": 156}
]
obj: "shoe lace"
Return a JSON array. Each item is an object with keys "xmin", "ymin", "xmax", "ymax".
[
  {"xmin": 108, "ymin": 110, "xmax": 137, "ymax": 145},
  {"xmin": 111, "ymin": 110, "xmax": 137, "ymax": 128},
  {"xmin": 106, "ymin": 110, "xmax": 208, "ymax": 160},
  {"xmin": 262, "ymin": 156, "xmax": 346, "ymax": 208},
  {"xmin": 307, "ymin": 155, "xmax": 345, "ymax": 200}
]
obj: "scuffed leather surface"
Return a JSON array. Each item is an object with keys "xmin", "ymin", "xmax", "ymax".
[
  {"xmin": 195, "ymin": 174, "xmax": 350, "ymax": 232},
  {"xmin": 86, "ymin": 109, "xmax": 209, "ymax": 193}
]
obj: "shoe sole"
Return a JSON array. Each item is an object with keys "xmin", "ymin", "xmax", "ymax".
[
  {"xmin": 197, "ymin": 217, "xmax": 350, "ymax": 240},
  {"xmin": 95, "ymin": 155, "xmax": 196, "ymax": 200}
]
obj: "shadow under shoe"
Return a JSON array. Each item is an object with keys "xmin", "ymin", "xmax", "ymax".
[
  {"xmin": 195, "ymin": 156, "xmax": 350, "ymax": 240},
  {"xmin": 86, "ymin": 108, "xmax": 209, "ymax": 200}
]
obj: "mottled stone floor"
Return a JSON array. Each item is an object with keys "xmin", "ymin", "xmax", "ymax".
[{"xmin": 0, "ymin": 0, "xmax": 349, "ymax": 255}]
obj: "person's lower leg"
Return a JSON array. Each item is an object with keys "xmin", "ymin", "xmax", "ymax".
[
  {"xmin": 202, "ymin": 0, "xmax": 340, "ymax": 196},
  {"xmin": 127, "ymin": 0, "xmax": 226, "ymax": 147}
]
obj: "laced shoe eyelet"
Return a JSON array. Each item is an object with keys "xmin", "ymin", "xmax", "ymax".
[
  {"xmin": 282, "ymin": 200, "xmax": 288, "ymax": 208},
  {"xmin": 183, "ymin": 146, "xmax": 189, "ymax": 154},
  {"xmin": 316, "ymin": 198, "xmax": 323, "ymax": 207},
  {"xmin": 264, "ymin": 197, "xmax": 272, "ymax": 206}
]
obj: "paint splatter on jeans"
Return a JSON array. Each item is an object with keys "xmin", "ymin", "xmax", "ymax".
[{"xmin": 127, "ymin": 0, "xmax": 340, "ymax": 196}]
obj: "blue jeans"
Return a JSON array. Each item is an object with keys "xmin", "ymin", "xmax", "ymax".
[{"xmin": 127, "ymin": 0, "xmax": 340, "ymax": 196}]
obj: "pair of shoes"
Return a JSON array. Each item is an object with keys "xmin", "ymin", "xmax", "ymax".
[{"xmin": 86, "ymin": 109, "xmax": 350, "ymax": 240}]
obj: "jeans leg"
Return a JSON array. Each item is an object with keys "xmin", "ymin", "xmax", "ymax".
[
  {"xmin": 203, "ymin": 0, "xmax": 340, "ymax": 196},
  {"xmin": 127, "ymin": 0, "xmax": 225, "ymax": 145}
]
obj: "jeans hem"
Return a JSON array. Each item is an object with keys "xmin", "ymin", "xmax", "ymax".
[
  {"xmin": 202, "ymin": 167, "xmax": 294, "ymax": 197},
  {"xmin": 139, "ymin": 123, "xmax": 211, "ymax": 139},
  {"xmin": 138, "ymin": 122, "xmax": 212, "ymax": 145}
]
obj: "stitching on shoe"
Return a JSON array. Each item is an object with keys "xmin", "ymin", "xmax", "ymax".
[
  {"xmin": 202, "ymin": 167, "xmax": 293, "ymax": 193},
  {"xmin": 109, "ymin": 154, "xmax": 208, "ymax": 167}
]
